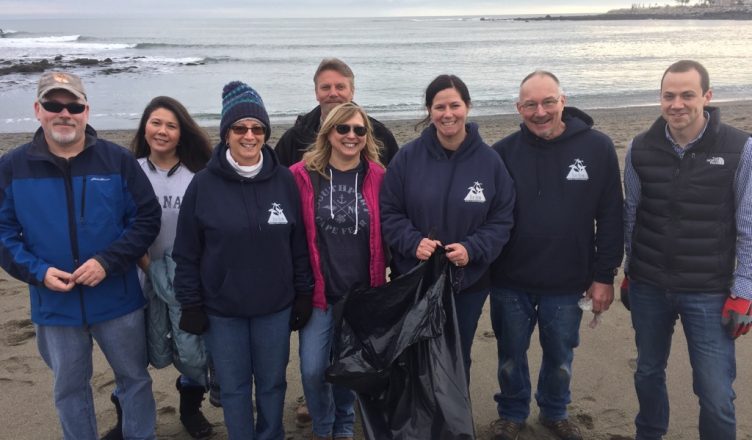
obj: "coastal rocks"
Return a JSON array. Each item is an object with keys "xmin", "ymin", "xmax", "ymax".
[
  {"xmin": 2, "ymin": 56, "xmax": 127, "ymax": 77},
  {"xmin": 0, "ymin": 59, "xmax": 50, "ymax": 75}
]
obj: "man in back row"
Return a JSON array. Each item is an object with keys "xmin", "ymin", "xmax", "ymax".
[
  {"xmin": 624, "ymin": 59, "xmax": 752, "ymax": 440},
  {"xmin": 274, "ymin": 57, "xmax": 399, "ymax": 166}
]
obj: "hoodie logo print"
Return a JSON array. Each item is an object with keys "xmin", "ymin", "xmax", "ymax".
[
  {"xmin": 267, "ymin": 202, "xmax": 288, "ymax": 224},
  {"xmin": 464, "ymin": 181, "xmax": 486, "ymax": 203},
  {"xmin": 566, "ymin": 158, "xmax": 589, "ymax": 181}
]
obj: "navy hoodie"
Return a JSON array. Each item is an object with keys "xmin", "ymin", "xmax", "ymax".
[
  {"xmin": 380, "ymin": 122, "xmax": 515, "ymax": 292},
  {"xmin": 490, "ymin": 107, "xmax": 623, "ymax": 293},
  {"xmin": 173, "ymin": 142, "xmax": 313, "ymax": 317}
]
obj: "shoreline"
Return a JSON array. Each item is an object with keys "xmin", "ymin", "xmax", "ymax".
[{"xmin": 2, "ymin": 101, "xmax": 751, "ymax": 158}]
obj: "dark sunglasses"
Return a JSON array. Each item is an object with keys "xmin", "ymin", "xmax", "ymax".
[
  {"xmin": 230, "ymin": 125, "xmax": 265, "ymax": 135},
  {"xmin": 335, "ymin": 124, "xmax": 367, "ymax": 137},
  {"xmin": 40, "ymin": 101, "xmax": 87, "ymax": 114}
]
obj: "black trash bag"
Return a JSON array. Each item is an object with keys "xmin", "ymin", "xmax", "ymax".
[{"xmin": 326, "ymin": 251, "xmax": 475, "ymax": 440}]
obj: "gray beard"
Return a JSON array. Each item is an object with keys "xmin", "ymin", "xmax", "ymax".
[{"xmin": 49, "ymin": 127, "xmax": 81, "ymax": 146}]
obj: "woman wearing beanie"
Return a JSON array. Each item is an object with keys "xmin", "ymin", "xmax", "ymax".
[
  {"xmin": 172, "ymin": 81, "xmax": 314, "ymax": 439},
  {"xmin": 289, "ymin": 102, "xmax": 387, "ymax": 440}
]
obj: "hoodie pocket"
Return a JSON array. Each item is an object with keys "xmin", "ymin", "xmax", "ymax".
[{"xmin": 504, "ymin": 233, "xmax": 588, "ymax": 290}]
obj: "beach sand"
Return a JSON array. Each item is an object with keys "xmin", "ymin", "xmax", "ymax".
[{"xmin": 1, "ymin": 101, "xmax": 751, "ymax": 440}]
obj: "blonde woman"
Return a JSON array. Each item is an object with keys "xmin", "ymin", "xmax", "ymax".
[{"xmin": 289, "ymin": 102, "xmax": 387, "ymax": 440}]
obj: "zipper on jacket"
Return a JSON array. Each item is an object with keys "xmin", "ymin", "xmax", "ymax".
[
  {"xmin": 667, "ymin": 153, "xmax": 683, "ymax": 279},
  {"xmin": 80, "ymin": 175, "xmax": 87, "ymax": 220},
  {"xmin": 62, "ymin": 160, "xmax": 87, "ymax": 324}
]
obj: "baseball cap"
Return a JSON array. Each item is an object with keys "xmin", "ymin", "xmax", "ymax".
[{"xmin": 37, "ymin": 72, "xmax": 87, "ymax": 102}]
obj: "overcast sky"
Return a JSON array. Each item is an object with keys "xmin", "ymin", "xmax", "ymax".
[{"xmin": 3, "ymin": 1, "xmax": 647, "ymax": 19}]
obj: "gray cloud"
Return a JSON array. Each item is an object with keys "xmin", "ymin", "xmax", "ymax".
[{"xmin": 2, "ymin": 1, "xmax": 635, "ymax": 18}]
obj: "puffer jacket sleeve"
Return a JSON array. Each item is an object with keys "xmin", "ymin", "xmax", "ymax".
[
  {"xmin": 150, "ymin": 254, "xmax": 207, "ymax": 383},
  {"xmin": 143, "ymin": 266, "xmax": 172, "ymax": 369}
]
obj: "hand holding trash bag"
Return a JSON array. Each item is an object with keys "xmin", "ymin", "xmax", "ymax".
[{"xmin": 327, "ymin": 251, "xmax": 475, "ymax": 440}]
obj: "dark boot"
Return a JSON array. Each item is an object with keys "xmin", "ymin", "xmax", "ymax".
[
  {"xmin": 100, "ymin": 394, "xmax": 123, "ymax": 440},
  {"xmin": 176, "ymin": 377, "xmax": 213, "ymax": 439}
]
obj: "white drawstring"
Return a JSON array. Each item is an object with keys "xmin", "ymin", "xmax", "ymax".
[
  {"xmin": 328, "ymin": 168, "xmax": 359, "ymax": 235},
  {"xmin": 329, "ymin": 168, "xmax": 334, "ymax": 219},
  {"xmin": 353, "ymin": 171, "xmax": 359, "ymax": 235}
]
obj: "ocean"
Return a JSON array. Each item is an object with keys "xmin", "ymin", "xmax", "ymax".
[{"xmin": 1, "ymin": 16, "xmax": 751, "ymax": 133}]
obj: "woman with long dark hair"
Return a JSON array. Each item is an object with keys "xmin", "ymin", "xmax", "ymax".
[{"xmin": 103, "ymin": 96, "xmax": 214, "ymax": 440}]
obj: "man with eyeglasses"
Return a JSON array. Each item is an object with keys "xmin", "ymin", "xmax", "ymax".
[
  {"xmin": 488, "ymin": 70, "xmax": 623, "ymax": 440},
  {"xmin": 623, "ymin": 60, "xmax": 752, "ymax": 440},
  {"xmin": 274, "ymin": 57, "xmax": 399, "ymax": 167},
  {"xmin": 0, "ymin": 72, "xmax": 161, "ymax": 440}
]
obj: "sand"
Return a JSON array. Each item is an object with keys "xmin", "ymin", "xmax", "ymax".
[{"xmin": 1, "ymin": 101, "xmax": 751, "ymax": 440}]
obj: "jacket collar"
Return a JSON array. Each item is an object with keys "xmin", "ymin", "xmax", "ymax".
[{"xmin": 27, "ymin": 124, "xmax": 98, "ymax": 162}]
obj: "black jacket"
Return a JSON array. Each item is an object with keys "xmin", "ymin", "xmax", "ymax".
[{"xmin": 629, "ymin": 107, "xmax": 749, "ymax": 292}]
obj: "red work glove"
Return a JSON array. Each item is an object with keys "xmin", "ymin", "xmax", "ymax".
[
  {"xmin": 620, "ymin": 277, "xmax": 630, "ymax": 311},
  {"xmin": 721, "ymin": 296, "xmax": 752, "ymax": 339}
]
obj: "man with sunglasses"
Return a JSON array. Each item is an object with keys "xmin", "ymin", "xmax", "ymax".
[
  {"xmin": 274, "ymin": 57, "xmax": 399, "ymax": 167},
  {"xmin": 488, "ymin": 71, "xmax": 623, "ymax": 440},
  {"xmin": 0, "ymin": 72, "xmax": 161, "ymax": 440}
]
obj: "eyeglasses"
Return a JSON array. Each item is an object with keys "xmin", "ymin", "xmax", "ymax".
[
  {"xmin": 519, "ymin": 97, "xmax": 560, "ymax": 113},
  {"xmin": 334, "ymin": 124, "xmax": 367, "ymax": 137},
  {"xmin": 40, "ymin": 101, "xmax": 87, "ymax": 114},
  {"xmin": 230, "ymin": 125, "xmax": 265, "ymax": 136}
]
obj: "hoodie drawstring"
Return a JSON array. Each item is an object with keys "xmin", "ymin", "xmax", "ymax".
[
  {"xmin": 354, "ymin": 172, "xmax": 359, "ymax": 235},
  {"xmin": 329, "ymin": 168, "xmax": 334, "ymax": 219},
  {"xmin": 328, "ymin": 168, "xmax": 359, "ymax": 235}
]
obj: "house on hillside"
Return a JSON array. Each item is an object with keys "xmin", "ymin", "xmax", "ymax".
[{"xmin": 702, "ymin": 0, "xmax": 751, "ymax": 5}]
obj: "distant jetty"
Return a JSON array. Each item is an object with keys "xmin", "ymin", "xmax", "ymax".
[{"xmin": 511, "ymin": 5, "xmax": 752, "ymax": 21}]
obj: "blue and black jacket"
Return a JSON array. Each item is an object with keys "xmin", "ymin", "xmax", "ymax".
[
  {"xmin": 173, "ymin": 142, "xmax": 313, "ymax": 318},
  {"xmin": 0, "ymin": 126, "xmax": 161, "ymax": 326}
]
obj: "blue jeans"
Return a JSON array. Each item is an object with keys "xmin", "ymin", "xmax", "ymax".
[
  {"xmin": 299, "ymin": 307, "xmax": 356, "ymax": 438},
  {"xmin": 454, "ymin": 289, "xmax": 489, "ymax": 383},
  {"xmin": 203, "ymin": 307, "xmax": 291, "ymax": 440},
  {"xmin": 36, "ymin": 308, "xmax": 156, "ymax": 440},
  {"xmin": 629, "ymin": 281, "xmax": 736, "ymax": 440},
  {"xmin": 490, "ymin": 287, "xmax": 582, "ymax": 423}
]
